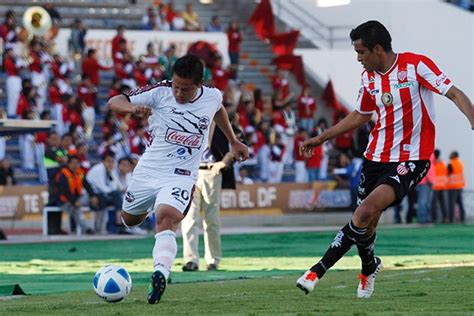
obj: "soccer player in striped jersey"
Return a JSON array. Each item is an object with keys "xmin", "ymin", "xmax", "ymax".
[{"xmin": 296, "ymin": 20, "xmax": 474, "ymax": 298}]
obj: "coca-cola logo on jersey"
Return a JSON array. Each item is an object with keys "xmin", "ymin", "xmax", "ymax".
[{"xmin": 165, "ymin": 128, "xmax": 203, "ymax": 148}]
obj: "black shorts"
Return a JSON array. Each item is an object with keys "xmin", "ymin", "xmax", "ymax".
[{"xmin": 357, "ymin": 159, "xmax": 431, "ymax": 208}]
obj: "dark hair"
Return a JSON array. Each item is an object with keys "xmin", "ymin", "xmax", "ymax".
[
  {"xmin": 102, "ymin": 151, "xmax": 115, "ymax": 161},
  {"xmin": 40, "ymin": 110, "xmax": 50, "ymax": 119},
  {"xmin": 450, "ymin": 151, "xmax": 459, "ymax": 158},
  {"xmin": 118, "ymin": 157, "xmax": 132, "ymax": 165},
  {"xmin": 68, "ymin": 155, "xmax": 80, "ymax": 163},
  {"xmin": 434, "ymin": 149, "xmax": 440, "ymax": 159},
  {"xmin": 172, "ymin": 54, "xmax": 204, "ymax": 84},
  {"xmin": 87, "ymin": 48, "xmax": 95, "ymax": 57},
  {"xmin": 350, "ymin": 20, "xmax": 392, "ymax": 52}
]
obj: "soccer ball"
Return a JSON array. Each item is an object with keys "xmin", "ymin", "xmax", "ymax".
[{"xmin": 93, "ymin": 264, "xmax": 132, "ymax": 303}]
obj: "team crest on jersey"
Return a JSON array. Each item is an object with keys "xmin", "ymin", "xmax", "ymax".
[
  {"xmin": 397, "ymin": 163, "xmax": 409, "ymax": 175},
  {"xmin": 397, "ymin": 70, "xmax": 407, "ymax": 81},
  {"xmin": 198, "ymin": 116, "xmax": 210, "ymax": 130},
  {"xmin": 165, "ymin": 128, "xmax": 204, "ymax": 149},
  {"xmin": 125, "ymin": 191, "xmax": 135, "ymax": 203},
  {"xmin": 381, "ymin": 92, "xmax": 393, "ymax": 106}
]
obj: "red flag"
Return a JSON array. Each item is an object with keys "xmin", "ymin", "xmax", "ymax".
[
  {"xmin": 322, "ymin": 80, "xmax": 341, "ymax": 110},
  {"xmin": 271, "ymin": 54, "xmax": 306, "ymax": 86},
  {"xmin": 248, "ymin": 0, "xmax": 275, "ymax": 40},
  {"xmin": 269, "ymin": 30, "xmax": 300, "ymax": 55}
]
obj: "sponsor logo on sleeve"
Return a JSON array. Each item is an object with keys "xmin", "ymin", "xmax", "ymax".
[{"xmin": 435, "ymin": 74, "xmax": 447, "ymax": 87}]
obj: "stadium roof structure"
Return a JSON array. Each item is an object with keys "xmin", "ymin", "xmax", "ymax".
[{"xmin": 0, "ymin": 119, "xmax": 56, "ymax": 136}]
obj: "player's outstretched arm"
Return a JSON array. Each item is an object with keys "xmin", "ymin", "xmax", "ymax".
[
  {"xmin": 107, "ymin": 95, "xmax": 152, "ymax": 117},
  {"xmin": 446, "ymin": 86, "xmax": 474, "ymax": 130},
  {"xmin": 301, "ymin": 110, "xmax": 372, "ymax": 156},
  {"xmin": 213, "ymin": 106, "xmax": 249, "ymax": 161}
]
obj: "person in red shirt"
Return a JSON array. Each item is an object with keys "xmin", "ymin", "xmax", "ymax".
[
  {"xmin": 272, "ymin": 69, "xmax": 290, "ymax": 100},
  {"xmin": 108, "ymin": 78, "xmax": 122, "ymax": 99},
  {"xmin": 49, "ymin": 78, "xmax": 67, "ymax": 135},
  {"xmin": 67, "ymin": 97, "xmax": 84, "ymax": 130},
  {"xmin": 111, "ymin": 25, "xmax": 126, "ymax": 64},
  {"xmin": 131, "ymin": 125, "xmax": 148, "ymax": 155},
  {"xmin": 29, "ymin": 40, "xmax": 47, "ymax": 112},
  {"xmin": 227, "ymin": 20, "xmax": 243, "ymax": 75},
  {"xmin": 82, "ymin": 48, "xmax": 112, "ymax": 87},
  {"xmin": 297, "ymin": 20, "xmax": 474, "ymax": 300},
  {"xmin": 3, "ymin": 47, "xmax": 23, "ymax": 117},
  {"xmin": 143, "ymin": 43, "xmax": 163, "ymax": 82},
  {"xmin": 305, "ymin": 139, "xmax": 322, "ymax": 182},
  {"xmin": 211, "ymin": 56, "xmax": 231, "ymax": 92},
  {"xmin": 165, "ymin": 1, "xmax": 177, "ymax": 24},
  {"xmin": 50, "ymin": 54, "xmax": 73, "ymax": 95},
  {"xmin": 134, "ymin": 61, "xmax": 149, "ymax": 87},
  {"xmin": 36, "ymin": 110, "xmax": 52, "ymax": 183},
  {"xmin": 143, "ymin": 42, "xmax": 160, "ymax": 67},
  {"xmin": 77, "ymin": 75, "xmax": 95, "ymax": 108},
  {"xmin": 268, "ymin": 133, "xmax": 285, "ymax": 183},
  {"xmin": 76, "ymin": 142, "xmax": 91, "ymax": 173},
  {"xmin": 253, "ymin": 88, "xmax": 265, "ymax": 113},
  {"xmin": 77, "ymin": 75, "xmax": 96, "ymax": 139},
  {"xmin": 16, "ymin": 79, "xmax": 36, "ymax": 118},
  {"xmin": 294, "ymin": 127, "xmax": 308, "ymax": 183},
  {"xmin": 0, "ymin": 11, "xmax": 17, "ymax": 49},
  {"xmin": 297, "ymin": 85, "xmax": 317, "ymax": 133}
]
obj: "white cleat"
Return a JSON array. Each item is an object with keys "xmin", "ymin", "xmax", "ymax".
[
  {"xmin": 357, "ymin": 257, "xmax": 383, "ymax": 299},
  {"xmin": 296, "ymin": 270, "xmax": 319, "ymax": 294}
]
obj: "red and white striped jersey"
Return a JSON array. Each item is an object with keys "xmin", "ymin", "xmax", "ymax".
[{"xmin": 355, "ymin": 52, "xmax": 453, "ymax": 162}]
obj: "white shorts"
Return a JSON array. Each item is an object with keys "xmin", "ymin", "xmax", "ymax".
[{"xmin": 122, "ymin": 173, "xmax": 195, "ymax": 216}]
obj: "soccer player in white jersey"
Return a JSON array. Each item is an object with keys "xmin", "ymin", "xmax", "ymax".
[
  {"xmin": 107, "ymin": 55, "xmax": 249, "ymax": 304},
  {"xmin": 296, "ymin": 20, "xmax": 474, "ymax": 298}
]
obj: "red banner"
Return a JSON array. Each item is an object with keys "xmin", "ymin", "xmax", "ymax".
[
  {"xmin": 269, "ymin": 30, "xmax": 300, "ymax": 56},
  {"xmin": 272, "ymin": 54, "xmax": 306, "ymax": 86},
  {"xmin": 248, "ymin": 0, "xmax": 275, "ymax": 40}
]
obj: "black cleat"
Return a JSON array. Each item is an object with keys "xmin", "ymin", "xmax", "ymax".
[
  {"xmin": 182, "ymin": 261, "xmax": 199, "ymax": 272},
  {"xmin": 147, "ymin": 271, "xmax": 167, "ymax": 304}
]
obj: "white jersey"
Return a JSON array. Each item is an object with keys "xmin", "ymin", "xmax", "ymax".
[{"xmin": 126, "ymin": 81, "xmax": 222, "ymax": 180}]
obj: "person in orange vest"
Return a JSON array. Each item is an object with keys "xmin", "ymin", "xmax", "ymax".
[
  {"xmin": 431, "ymin": 149, "xmax": 448, "ymax": 223},
  {"xmin": 446, "ymin": 151, "xmax": 466, "ymax": 223},
  {"xmin": 56, "ymin": 155, "xmax": 97, "ymax": 234}
]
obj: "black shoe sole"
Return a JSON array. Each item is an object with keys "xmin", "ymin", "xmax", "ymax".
[
  {"xmin": 296, "ymin": 283, "xmax": 309, "ymax": 295},
  {"xmin": 147, "ymin": 271, "xmax": 167, "ymax": 304}
]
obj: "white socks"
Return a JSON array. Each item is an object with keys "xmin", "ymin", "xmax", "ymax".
[{"xmin": 152, "ymin": 230, "xmax": 177, "ymax": 279}]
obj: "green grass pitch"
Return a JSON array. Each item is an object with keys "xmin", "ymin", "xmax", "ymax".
[{"xmin": 0, "ymin": 225, "xmax": 473, "ymax": 315}]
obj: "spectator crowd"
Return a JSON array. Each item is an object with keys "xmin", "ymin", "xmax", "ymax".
[{"xmin": 0, "ymin": 2, "xmax": 468, "ymax": 235}]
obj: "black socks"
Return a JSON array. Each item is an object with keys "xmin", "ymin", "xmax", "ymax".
[
  {"xmin": 310, "ymin": 221, "xmax": 368, "ymax": 278},
  {"xmin": 357, "ymin": 232, "xmax": 377, "ymax": 275}
]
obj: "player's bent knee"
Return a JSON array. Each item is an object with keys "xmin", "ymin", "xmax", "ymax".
[
  {"xmin": 353, "ymin": 203, "xmax": 380, "ymax": 226},
  {"xmin": 121, "ymin": 211, "xmax": 146, "ymax": 227},
  {"xmin": 155, "ymin": 206, "xmax": 185, "ymax": 231}
]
